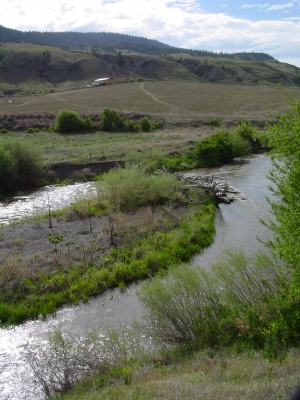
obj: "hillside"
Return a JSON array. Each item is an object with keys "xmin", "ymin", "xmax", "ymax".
[
  {"xmin": 0, "ymin": 25, "xmax": 299, "ymax": 93},
  {"xmin": 0, "ymin": 41, "xmax": 299, "ymax": 95},
  {"xmin": 0, "ymin": 25, "xmax": 274, "ymax": 60}
]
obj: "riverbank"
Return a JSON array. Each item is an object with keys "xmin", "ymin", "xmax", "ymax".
[
  {"xmin": 0, "ymin": 154, "xmax": 282, "ymax": 400},
  {"xmin": 0, "ymin": 186, "xmax": 215, "ymax": 325},
  {"xmin": 59, "ymin": 346, "xmax": 300, "ymax": 400}
]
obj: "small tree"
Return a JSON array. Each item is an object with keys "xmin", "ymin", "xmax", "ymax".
[
  {"xmin": 117, "ymin": 51, "xmax": 125, "ymax": 67},
  {"xmin": 100, "ymin": 108, "xmax": 125, "ymax": 131},
  {"xmin": 125, "ymin": 119, "xmax": 138, "ymax": 132},
  {"xmin": 193, "ymin": 132, "xmax": 233, "ymax": 167},
  {"xmin": 138, "ymin": 117, "xmax": 151, "ymax": 132},
  {"xmin": 0, "ymin": 147, "xmax": 17, "ymax": 185},
  {"xmin": 54, "ymin": 109, "xmax": 91, "ymax": 133},
  {"xmin": 0, "ymin": 139, "xmax": 43, "ymax": 189},
  {"xmin": 236, "ymin": 120, "xmax": 256, "ymax": 141}
]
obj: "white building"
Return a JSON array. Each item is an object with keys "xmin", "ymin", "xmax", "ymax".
[{"xmin": 86, "ymin": 77, "xmax": 110, "ymax": 87}]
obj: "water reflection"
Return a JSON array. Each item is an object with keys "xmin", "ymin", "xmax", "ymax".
[
  {"xmin": 192, "ymin": 154, "xmax": 272, "ymax": 267},
  {"xmin": 0, "ymin": 154, "xmax": 273, "ymax": 399},
  {"xmin": 0, "ymin": 183, "xmax": 97, "ymax": 225}
]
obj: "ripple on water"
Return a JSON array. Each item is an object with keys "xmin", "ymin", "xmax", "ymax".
[
  {"xmin": 0, "ymin": 183, "xmax": 97, "ymax": 225},
  {"xmin": 0, "ymin": 155, "xmax": 274, "ymax": 399}
]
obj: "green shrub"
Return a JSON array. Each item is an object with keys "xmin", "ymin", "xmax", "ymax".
[
  {"xmin": 228, "ymin": 130, "xmax": 251, "ymax": 157},
  {"xmin": 0, "ymin": 139, "xmax": 43, "ymax": 190},
  {"xmin": 138, "ymin": 264, "xmax": 224, "ymax": 347},
  {"xmin": 138, "ymin": 117, "xmax": 152, "ymax": 132},
  {"xmin": 54, "ymin": 109, "xmax": 92, "ymax": 133},
  {"xmin": 0, "ymin": 147, "xmax": 17, "ymax": 185},
  {"xmin": 193, "ymin": 131, "xmax": 233, "ymax": 167},
  {"xmin": 97, "ymin": 164, "xmax": 182, "ymax": 210},
  {"xmin": 138, "ymin": 249, "xmax": 289, "ymax": 358},
  {"xmin": 193, "ymin": 129, "xmax": 251, "ymax": 166},
  {"xmin": 208, "ymin": 118, "xmax": 221, "ymax": 127},
  {"xmin": 100, "ymin": 108, "xmax": 125, "ymax": 131},
  {"xmin": 125, "ymin": 119, "xmax": 138, "ymax": 132},
  {"xmin": 27, "ymin": 127, "xmax": 40, "ymax": 133},
  {"xmin": 0, "ymin": 128, "xmax": 8, "ymax": 134},
  {"xmin": 236, "ymin": 120, "xmax": 257, "ymax": 141}
]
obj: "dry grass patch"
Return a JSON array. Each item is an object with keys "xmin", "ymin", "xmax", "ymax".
[
  {"xmin": 60, "ymin": 349, "xmax": 300, "ymax": 400},
  {"xmin": 0, "ymin": 128, "xmax": 213, "ymax": 166},
  {"xmin": 1, "ymin": 81, "xmax": 298, "ymax": 122}
]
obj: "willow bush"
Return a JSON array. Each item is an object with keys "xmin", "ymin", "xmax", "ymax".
[
  {"xmin": 193, "ymin": 128, "xmax": 252, "ymax": 167},
  {"xmin": 138, "ymin": 264, "xmax": 224, "ymax": 347},
  {"xmin": 0, "ymin": 139, "xmax": 43, "ymax": 191},
  {"xmin": 96, "ymin": 164, "xmax": 183, "ymax": 210},
  {"xmin": 54, "ymin": 109, "xmax": 92, "ymax": 132},
  {"xmin": 138, "ymin": 249, "xmax": 289, "ymax": 357}
]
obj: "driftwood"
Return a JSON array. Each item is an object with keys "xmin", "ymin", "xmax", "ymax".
[{"xmin": 178, "ymin": 173, "xmax": 240, "ymax": 204}]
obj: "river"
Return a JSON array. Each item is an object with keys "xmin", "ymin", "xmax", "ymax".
[{"xmin": 0, "ymin": 154, "xmax": 273, "ymax": 399}]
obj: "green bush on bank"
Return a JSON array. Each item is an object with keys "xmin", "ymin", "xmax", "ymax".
[
  {"xmin": 0, "ymin": 139, "xmax": 43, "ymax": 191},
  {"xmin": 100, "ymin": 108, "xmax": 125, "ymax": 131},
  {"xmin": 138, "ymin": 249, "xmax": 289, "ymax": 359},
  {"xmin": 100, "ymin": 108, "xmax": 159, "ymax": 132},
  {"xmin": 236, "ymin": 119, "xmax": 258, "ymax": 141},
  {"xmin": 193, "ymin": 131, "xmax": 233, "ymax": 167},
  {"xmin": 54, "ymin": 109, "xmax": 92, "ymax": 133},
  {"xmin": 96, "ymin": 164, "xmax": 183, "ymax": 210},
  {"xmin": 27, "ymin": 127, "xmax": 40, "ymax": 133},
  {"xmin": 138, "ymin": 117, "xmax": 151, "ymax": 132},
  {"xmin": 193, "ymin": 128, "xmax": 251, "ymax": 167}
]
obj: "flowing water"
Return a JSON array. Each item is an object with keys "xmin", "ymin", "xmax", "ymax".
[
  {"xmin": 0, "ymin": 182, "xmax": 97, "ymax": 226},
  {"xmin": 0, "ymin": 154, "xmax": 273, "ymax": 399}
]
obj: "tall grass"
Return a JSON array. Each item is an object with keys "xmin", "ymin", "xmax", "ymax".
[
  {"xmin": 125, "ymin": 149, "xmax": 166, "ymax": 172},
  {"xmin": 138, "ymin": 249, "xmax": 289, "ymax": 357},
  {"xmin": 22, "ymin": 250, "xmax": 299, "ymax": 399},
  {"xmin": 138, "ymin": 264, "xmax": 224, "ymax": 347},
  {"xmin": 96, "ymin": 164, "xmax": 183, "ymax": 210},
  {"xmin": 0, "ymin": 138, "xmax": 43, "ymax": 191},
  {"xmin": 24, "ymin": 325, "xmax": 151, "ymax": 398}
]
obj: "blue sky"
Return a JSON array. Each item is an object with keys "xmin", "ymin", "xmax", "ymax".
[
  {"xmin": 0, "ymin": 0, "xmax": 299, "ymax": 67},
  {"xmin": 202, "ymin": 0, "xmax": 299, "ymax": 21}
]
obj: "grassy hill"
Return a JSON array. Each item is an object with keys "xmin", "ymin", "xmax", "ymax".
[
  {"xmin": 0, "ymin": 41, "xmax": 299, "ymax": 94},
  {"xmin": 1, "ymin": 80, "xmax": 298, "ymax": 132}
]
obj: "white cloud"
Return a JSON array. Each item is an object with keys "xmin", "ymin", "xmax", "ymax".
[
  {"xmin": 242, "ymin": 3, "xmax": 269, "ymax": 9},
  {"xmin": 267, "ymin": 2, "xmax": 295, "ymax": 11},
  {"xmin": 0, "ymin": 0, "xmax": 299, "ymax": 67}
]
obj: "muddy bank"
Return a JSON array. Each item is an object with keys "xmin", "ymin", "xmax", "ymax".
[
  {"xmin": 0, "ymin": 111, "xmax": 268, "ymax": 131},
  {"xmin": 47, "ymin": 160, "xmax": 124, "ymax": 181}
]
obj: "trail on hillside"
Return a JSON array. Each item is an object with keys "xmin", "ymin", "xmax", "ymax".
[{"xmin": 139, "ymin": 82, "xmax": 192, "ymax": 116}]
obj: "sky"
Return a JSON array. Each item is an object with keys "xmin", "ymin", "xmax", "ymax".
[{"xmin": 0, "ymin": 0, "xmax": 299, "ymax": 67}]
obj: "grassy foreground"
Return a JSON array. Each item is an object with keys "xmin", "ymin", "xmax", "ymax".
[{"xmin": 58, "ymin": 348, "xmax": 300, "ymax": 400}]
